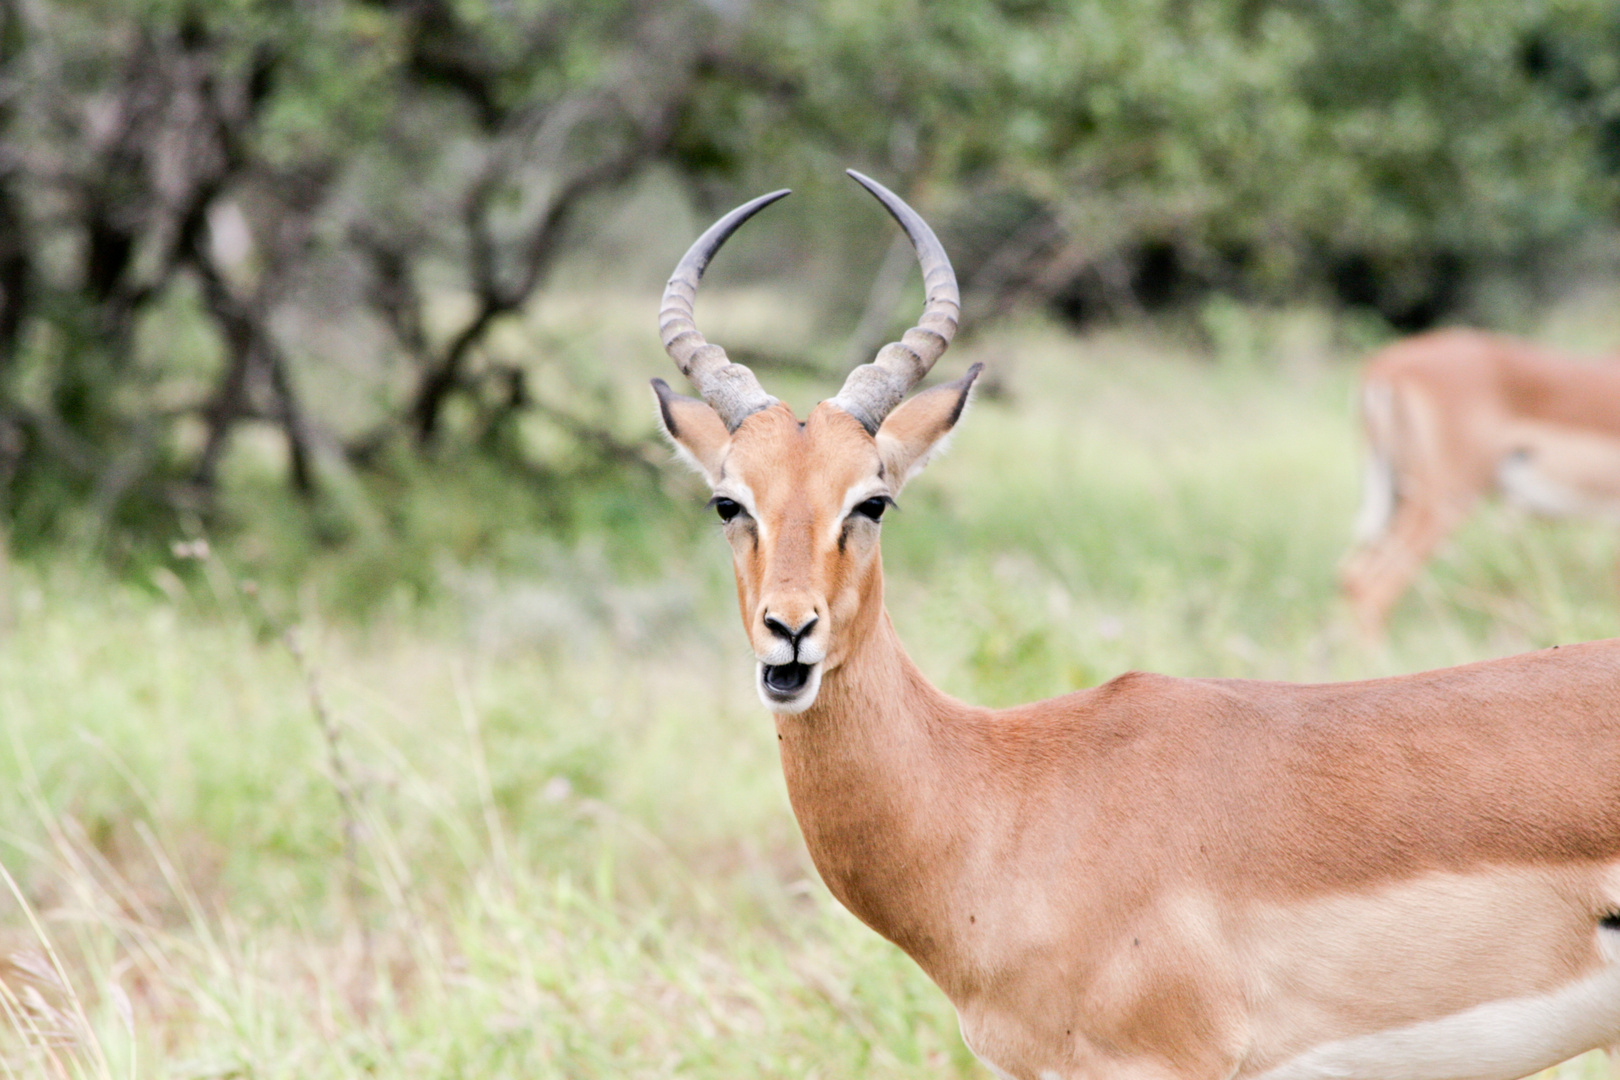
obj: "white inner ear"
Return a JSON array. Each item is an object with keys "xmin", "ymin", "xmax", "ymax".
[
  {"xmin": 877, "ymin": 428, "xmax": 957, "ymax": 488},
  {"xmin": 664, "ymin": 437, "xmax": 726, "ymax": 487}
]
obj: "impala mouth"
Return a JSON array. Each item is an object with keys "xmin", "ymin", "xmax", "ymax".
[
  {"xmin": 764, "ymin": 662, "xmax": 810, "ymax": 695},
  {"xmin": 757, "ymin": 660, "xmax": 822, "ymax": 714}
]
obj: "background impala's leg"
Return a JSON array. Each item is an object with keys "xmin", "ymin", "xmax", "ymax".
[
  {"xmin": 1340, "ymin": 376, "xmax": 1480, "ymax": 638},
  {"xmin": 1341, "ymin": 476, "xmax": 1475, "ymax": 638}
]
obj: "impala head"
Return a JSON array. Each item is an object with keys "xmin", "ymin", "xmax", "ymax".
[{"xmin": 654, "ymin": 171, "xmax": 980, "ymax": 714}]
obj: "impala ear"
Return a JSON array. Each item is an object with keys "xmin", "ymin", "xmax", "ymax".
[
  {"xmin": 875, "ymin": 363, "xmax": 982, "ymax": 489},
  {"xmin": 653, "ymin": 379, "xmax": 730, "ymax": 486}
]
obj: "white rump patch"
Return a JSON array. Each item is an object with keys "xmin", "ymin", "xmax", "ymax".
[
  {"xmin": 1351, "ymin": 448, "xmax": 1396, "ymax": 543},
  {"xmin": 1351, "ymin": 382, "xmax": 1398, "ymax": 543}
]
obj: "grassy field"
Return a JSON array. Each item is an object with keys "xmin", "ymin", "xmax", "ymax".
[{"xmin": 4, "ymin": 292, "xmax": 1620, "ymax": 1077}]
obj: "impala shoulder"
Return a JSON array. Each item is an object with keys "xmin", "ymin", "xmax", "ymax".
[
  {"xmin": 1041, "ymin": 670, "xmax": 1248, "ymax": 748},
  {"xmin": 1040, "ymin": 670, "xmax": 1204, "ymax": 729},
  {"xmin": 1094, "ymin": 669, "xmax": 1172, "ymax": 694},
  {"xmin": 1087, "ymin": 669, "xmax": 1261, "ymax": 715}
]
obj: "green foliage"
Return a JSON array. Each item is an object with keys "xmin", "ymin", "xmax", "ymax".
[
  {"xmin": 9, "ymin": 0, "xmax": 1620, "ymax": 554},
  {"xmin": 0, "ymin": 0, "xmax": 717, "ymax": 552},
  {"xmin": 725, "ymin": 0, "xmax": 1620, "ymax": 325}
]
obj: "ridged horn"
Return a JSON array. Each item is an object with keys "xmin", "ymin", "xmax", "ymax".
[
  {"xmin": 659, "ymin": 189, "xmax": 791, "ymax": 431},
  {"xmin": 829, "ymin": 170, "xmax": 960, "ymax": 432}
]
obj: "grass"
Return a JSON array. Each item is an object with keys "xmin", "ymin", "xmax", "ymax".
[{"xmin": 3, "ymin": 293, "xmax": 1620, "ymax": 1076}]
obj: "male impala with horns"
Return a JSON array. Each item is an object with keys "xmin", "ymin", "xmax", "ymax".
[{"xmin": 652, "ymin": 170, "xmax": 1620, "ymax": 1080}]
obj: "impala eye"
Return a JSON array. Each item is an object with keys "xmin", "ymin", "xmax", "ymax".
[
  {"xmin": 710, "ymin": 497, "xmax": 744, "ymax": 523},
  {"xmin": 854, "ymin": 496, "xmax": 891, "ymax": 521}
]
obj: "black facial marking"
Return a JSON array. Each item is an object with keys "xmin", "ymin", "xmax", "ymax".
[{"xmin": 1600, "ymin": 912, "xmax": 1620, "ymax": 931}]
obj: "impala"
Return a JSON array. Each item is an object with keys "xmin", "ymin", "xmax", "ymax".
[
  {"xmin": 654, "ymin": 172, "xmax": 1620, "ymax": 1080},
  {"xmin": 1340, "ymin": 328, "xmax": 1620, "ymax": 635}
]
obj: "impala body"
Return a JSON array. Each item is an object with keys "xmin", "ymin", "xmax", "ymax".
[
  {"xmin": 654, "ymin": 175, "xmax": 1620, "ymax": 1080},
  {"xmin": 1341, "ymin": 328, "xmax": 1620, "ymax": 635}
]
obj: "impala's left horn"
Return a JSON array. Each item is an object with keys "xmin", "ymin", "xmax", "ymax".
[{"xmin": 659, "ymin": 189, "xmax": 790, "ymax": 432}]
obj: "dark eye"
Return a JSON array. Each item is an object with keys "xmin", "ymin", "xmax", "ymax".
[
  {"xmin": 854, "ymin": 496, "xmax": 891, "ymax": 522},
  {"xmin": 711, "ymin": 497, "xmax": 744, "ymax": 523}
]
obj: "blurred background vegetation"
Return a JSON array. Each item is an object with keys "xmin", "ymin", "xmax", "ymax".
[
  {"xmin": 6, "ymin": 0, "xmax": 1620, "ymax": 570},
  {"xmin": 9, "ymin": 0, "xmax": 1620, "ymax": 1076}
]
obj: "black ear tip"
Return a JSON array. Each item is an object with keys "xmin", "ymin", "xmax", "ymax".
[
  {"xmin": 652, "ymin": 379, "xmax": 680, "ymax": 435},
  {"xmin": 952, "ymin": 362, "xmax": 985, "ymax": 390}
]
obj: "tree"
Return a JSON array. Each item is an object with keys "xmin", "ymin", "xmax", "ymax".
[
  {"xmin": 730, "ymin": 0, "xmax": 1620, "ymax": 327},
  {"xmin": 0, "ymin": 0, "xmax": 724, "ymax": 546}
]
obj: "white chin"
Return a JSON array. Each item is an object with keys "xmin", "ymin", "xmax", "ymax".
[{"xmin": 756, "ymin": 661, "xmax": 822, "ymax": 715}]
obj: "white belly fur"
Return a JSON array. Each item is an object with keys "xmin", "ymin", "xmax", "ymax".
[
  {"xmin": 1256, "ymin": 959, "xmax": 1620, "ymax": 1080},
  {"xmin": 957, "ymin": 867, "xmax": 1620, "ymax": 1080},
  {"xmin": 1496, "ymin": 420, "xmax": 1620, "ymax": 521}
]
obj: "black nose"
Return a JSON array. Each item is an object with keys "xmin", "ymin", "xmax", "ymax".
[{"xmin": 764, "ymin": 613, "xmax": 818, "ymax": 645}]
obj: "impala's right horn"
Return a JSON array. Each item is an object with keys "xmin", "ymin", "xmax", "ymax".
[
  {"xmin": 659, "ymin": 189, "xmax": 791, "ymax": 432},
  {"xmin": 829, "ymin": 171, "xmax": 960, "ymax": 433}
]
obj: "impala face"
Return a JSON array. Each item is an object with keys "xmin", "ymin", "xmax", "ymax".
[
  {"xmin": 655, "ymin": 379, "xmax": 978, "ymax": 714},
  {"xmin": 651, "ymin": 170, "xmax": 970, "ymax": 713}
]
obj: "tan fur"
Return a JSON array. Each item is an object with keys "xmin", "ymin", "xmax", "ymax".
[
  {"xmin": 661, "ymin": 375, "xmax": 1620, "ymax": 1080},
  {"xmin": 1340, "ymin": 328, "xmax": 1620, "ymax": 635}
]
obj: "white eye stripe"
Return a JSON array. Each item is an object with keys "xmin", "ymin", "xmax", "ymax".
[
  {"xmin": 827, "ymin": 480, "xmax": 892, "ymax": 543},
  {"xmin": 714, "ymin": 481, "xmax": 774, "ymax": 546},
  {"xmin": 717, "ymin": 479, "xmax": 884, "ymax": 545},
  {"xmin": 713, "ymin": 481, "xmax": 760, "ymax": 521},
  {"xmin": 840, "ymin": 482, "xmax": 890, "ymax": 517}
]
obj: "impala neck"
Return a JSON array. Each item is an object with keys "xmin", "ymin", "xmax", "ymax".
[{"xmin": 774, "ymin": 594, "xmax": 981, "ymax": 987}]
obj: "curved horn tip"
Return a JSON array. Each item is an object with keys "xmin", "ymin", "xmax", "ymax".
[
  {"xmin": 699, "ymin": 188, "xmax": 793, "ymax": 248},
  {"xmin": 844, "ymin": 169, "xmax": 887, "ymax": 196},
  {"xmin": 844, "ymin": 171, "xmax": 915, "ymax": 226}
]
